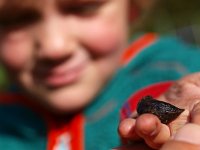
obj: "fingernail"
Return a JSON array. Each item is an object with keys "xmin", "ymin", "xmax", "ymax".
[
  {"xmin": 141, "ymin": 124, "xmax": 158, "ymax": 136},
  {"xmin": 150, "ymin": 122, "xmax": 159, "ymax": 136},
  {"xmin": 150, "ymin": 128, "xmax": 158, "ymax": 136}
]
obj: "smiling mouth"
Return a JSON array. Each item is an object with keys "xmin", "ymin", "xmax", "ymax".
[
  {"xmin": 34, "ymin": 61, "xmax": 87, "ymax": 88},
  {"xmin": 47, "ymin": 66, "xmax": 84, "ymax": 87}
]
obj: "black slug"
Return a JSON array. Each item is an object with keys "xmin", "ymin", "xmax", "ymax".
[{"xmin": 137, "ymin": 95, "xmax": 185, "ymax": 124}]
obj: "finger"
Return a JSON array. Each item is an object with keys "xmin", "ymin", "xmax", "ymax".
[
  {"xmin": 160, "ymin": 141, "xmax": 200, "ymax": 150},
  {"xmin": 172, "ymin": 123, "xmax": 200, "ymax": 145},
  {"xmin": 118, "ymin": 118, "xmax": 140, "ymax": 140},
  {"xmin": 191, "ymin": 102, "xmax": 200, "ymax": 125},
  {"xmin": 135, "ymin": 114, "xmax": 170, "ymax": 149}
]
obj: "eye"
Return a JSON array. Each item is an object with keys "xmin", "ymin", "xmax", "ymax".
[
  {"xmin": 60, "ymin": 1, "xmax": 105, "ymax": 16},
  {"xmin": 0, "ymin": 10, "xmax": 41, "ymax": 30}
]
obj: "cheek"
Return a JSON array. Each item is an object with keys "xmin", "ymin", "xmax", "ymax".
[
  {"xmin": 0, "ymin": 32, "xmax": 32, "ymax": 70},
  {"xmin": 80, "ymin": 19, "xmax": 127, "ymax": 55}
]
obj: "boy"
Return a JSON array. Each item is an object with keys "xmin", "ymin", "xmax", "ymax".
[{"xmin": 1, "ymin": 0, "xmax": 200, "ymax": 150}]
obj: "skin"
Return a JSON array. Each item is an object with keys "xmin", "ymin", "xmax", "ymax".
[
  {"xmin": 118, "ymin": 73, "xmax": 200, "ymax": 149},
  {"xmin": 0, "ymin": 0, "xmax": 129, "ymax": 113}
]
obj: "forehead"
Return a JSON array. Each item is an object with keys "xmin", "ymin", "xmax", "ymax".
[
  {"xmin": 0, "ymin": 0, "xmax": 105, "ymax": 11},
  {"xmin": 0, "ymin": 0, "xmax": 102, "ymax": 7},
  {"xmin": 0, "ymin": 0, "xmax": 108, "ymax": 15},
  {"xmin": 0, "ymin": 0, "xmax": 43, "ymax": 11}
]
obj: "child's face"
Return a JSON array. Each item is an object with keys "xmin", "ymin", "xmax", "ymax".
[{"xmin": 0, "ymin": 0, "xmax": 129, "ymax": 112}]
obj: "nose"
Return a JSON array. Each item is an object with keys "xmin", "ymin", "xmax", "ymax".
[{"xmin": 35, "ymin": 17, "xmax": 75, "ymax": 60}]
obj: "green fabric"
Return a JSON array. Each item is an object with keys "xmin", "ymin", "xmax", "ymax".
[
  {"xmin": 84, "ymin": 35, "xmax": 200, "ymax": 150},
  {"xmin": 0, "ymin": 104, "xmax": 47, "ymax": 150}
]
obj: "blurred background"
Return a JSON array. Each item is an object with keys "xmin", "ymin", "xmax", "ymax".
[
  {"xmin": 1, "ymin": 0, "xmax": 200, "ymax": 89},
  {"xmin": 131, "ymin": 0, "xmax": 200, "ymax": 46}
]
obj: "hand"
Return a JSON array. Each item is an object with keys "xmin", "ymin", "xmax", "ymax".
[
  {"xmin": 117, "ymin": 114, "xmax": 170, "ymax": 149},
  {"xmin": 118, "ymin": 73, "xmax": 200, "ymax": 149},
  {"xmin": 161, "ymin": 123, "xmax": 200, "ymax": 150}
]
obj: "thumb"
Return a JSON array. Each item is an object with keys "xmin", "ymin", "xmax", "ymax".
[
  {"xmin": 172, "ymin": 123, "xmax": 200, "ymax": 145},
  {"xmin": 169, "ymin": 102, "xmax": 200, "ymax": 145}
]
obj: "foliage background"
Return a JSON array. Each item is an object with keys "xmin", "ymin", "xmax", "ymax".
[{"xmin": 132, "ymin": 0, "xmax": 200, "ymax": 46}]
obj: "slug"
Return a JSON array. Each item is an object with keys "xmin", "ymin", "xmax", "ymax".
[{"xmin": 137, "ymin": 95, "xmax": 185, "ymax": 124}]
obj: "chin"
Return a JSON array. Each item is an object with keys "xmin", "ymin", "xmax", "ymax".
[{"xmin": 40, "ymin": 84, "xmax": 101, "ymax": 114}]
